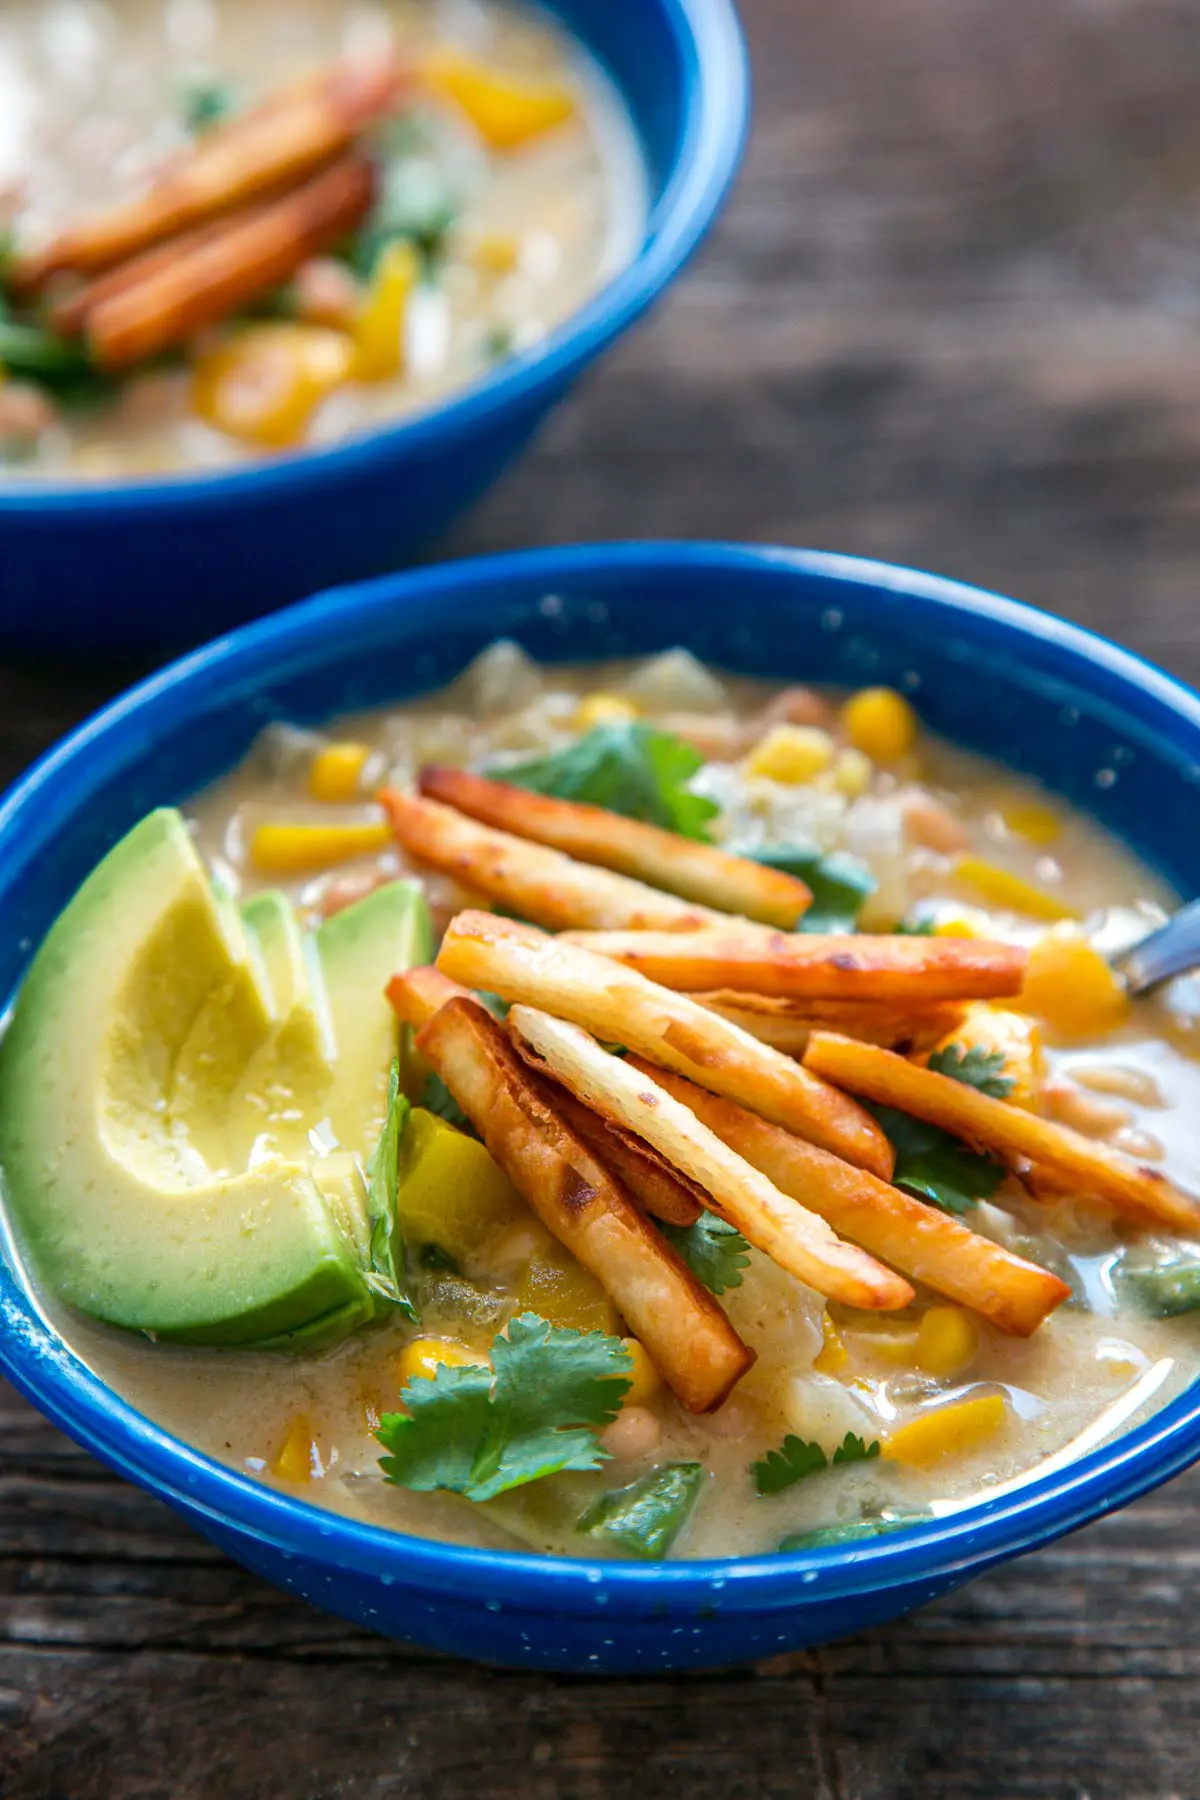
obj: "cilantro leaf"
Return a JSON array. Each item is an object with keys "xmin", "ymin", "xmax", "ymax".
[
  {"xmin": 498, "ymin": 721, "xmax": 719, "ymax": 842},
  {"xmin": 927, "ymin": 1043, "xmax": 1015, "ymax": 1098},
  {"xmin": 660, "ymin": 1213, "xmax": 750, "ymax": 1295},
  {"xmin": 868, "ymin": 1103, "xmax": 1005, "ymax": 1215},
  {"xmin": 742, "ymin": 843, "xmax": 877, "ymax": 932},
  {"xmin": 576, "ymin": 1462, "xmax": 705, "ymax": 1560},
  {"xmin": 420, "ymin": 1070, "xmax": 476, "ymax": 1137},
  {"xmin": 364, "ymin": 1061, "xmax": 417, "ymax": 1320},
  {"xmin": 376, "ymin": 1314, "xmax": 632, "ymax": 1503},
  {"xmin": 180, "ymin": 76, "xmax": 236, "ymax": 133},
  {"xmin": 753, "ymin": 1430, "xmax": 882, "ymax": 1496},
  {"xmin": 892, "ymin": 916, "xmax": 936, "ymax": 936}
]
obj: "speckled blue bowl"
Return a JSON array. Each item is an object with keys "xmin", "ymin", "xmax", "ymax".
[
  {"xmin": 2, "ymin": 542, "xmax": 1199, "ymax": 1673},
  {"xmin": 0, "ymin": 0, "xmax": 748, "ymax": 655}
]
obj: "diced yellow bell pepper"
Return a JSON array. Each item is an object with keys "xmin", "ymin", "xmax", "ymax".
[
  {"xmin": 353, "ymin": 239, "xmax": 420, "ymax": 382},
  {"xmin": 517, "ymin": 1240, "xmax": 618, "ymax": 1335},
  {"xmin": 933, "ymin": 1001, "xmax": 1044, "ymax": 1110},
  {"xmin": 1018, "ymin": 930, "xmax": 1131, "ymax": 1041},
  {"xmin": 573, "ymin": 691, "xmax": 639, "ymax": 731},
  {"xmin": 396, "ymin": 1336, "xmax": 487, "ymax": 1387},
  {"xmin": 308, "ymin": 741, "xmax": 371, "ymax": 803},
  {"xmin": 421, "ymin": 46, "xmax": 577, "ymax": 149},
  {"xmin": 396, "ymin": 1108, "xmax": 527, "ymax": 1263},
  {"xmin": 192, "ymin": 323, "xmax": 354, "ymax": 448},
  {"xmin": 249, "ymin": 819, "xmax": 392, "ymax": 874},
  {"xmin": 272, "ymin": 1415, "xmax": 323, "ymax": 1482},
  {"xmin": 915, "ymin": 1305, "xmax": 980, "ymax": 1378},
  {"xmin": 1001, "ymin": 799, "xmax": 1061, "ymax": 847},
  {"xmin": 813, "ymin": 1313, "xmax": 849, "ymax": 1374},
  {"xmin": 841, "ymin": 687, "xmax": 918, "ymax": 761},
  {"xmin": 954, "ymin": 855, "xmax": 1078, "ymax": 922},
  {"xmin": 620, "ymin": 1338, "xmax": 661, "ymax": 1406},
  {"xmin": 882, "ymin": 1392, "xmax": 1007, "ymax": 1466},
  {"xmin": 746, "ymin": 724, "xmax": 835, "ymax": 784}
]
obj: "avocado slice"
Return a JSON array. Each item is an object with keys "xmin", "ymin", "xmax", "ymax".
[{"xmin": 0, "ymin": 810, "xmax": 430, "ymax": 1349}]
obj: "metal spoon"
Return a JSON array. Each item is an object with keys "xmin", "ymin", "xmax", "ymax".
[{"xmin": 1113, "ymin": 899, "xmax": 1200, "ymax": 995}]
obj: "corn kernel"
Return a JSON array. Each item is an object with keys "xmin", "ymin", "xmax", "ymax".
[
  {"xmin": 396, "ymin": 1337, "xmax": 486, "ymax": 1388},
  {"xmin": 954, "ymin": 855, "xmax": 1078, "ymax": 922},
  {"xmin": 308, "ymin": 741, "xmax": 371, "ymax": 803},
  {"xmin": 882, "ymin": 1392, "xmax": 1007, "ymax": 1466},
  {"xmin": 813, "ymin": 1313, "xmax": 848, "ymax": 1374},
  {"xmin": 831, "ymin": 746, "xmax": 873, "ymax": 798},
  {"xmin": 1019, "ymin": 931, "xmax": 1131, "ymax": 1041},
  {"xmin": 746, "ymin": 723, "xmax": 836, "ymax": 784},
  {"xmin": 620, "ymin": 1339, "xmax": 662, "ymax": 1407},
  {"xmin": 354, "ymin": 239, "xmax": 420, "ymax": 382},
  {"xmin": 471, "ymin": 231, "xmax": 521, "ymax": 275},
  {"xmin": 192, "ymin": 323, "xmax": 355, "ymax": 448},
  {"xmin": 915, "ymin": 1305, "xmax": 980, "ymax": 1378},
  {"xmin": 859, "ymin": 1328, "xmax": 920, "ymax": 1366},
  {"xmin": 272, "ymin": 1415, "xmax": 323, "ymax": 1483},
  {"xmin": 841, "ymin": 687, "xmax": 918, "ymax": 761},
  {"xmin": 1001, "ymin": 799, "xmax": 1061, "ymax": 847},
  {"xmin": 573, "ymin": 691, "xmax": 639, "ymax": 732},
  {"xmin": 421, "ymin": 47, "xmax": 577, "ymax": 149},
  {"xmin": 250, "ymin": 819, "xmax": 392, "ymax": 874},
  {"xmin": 934, "ymin": 909, "xmax": 991, "ymax": 938}
]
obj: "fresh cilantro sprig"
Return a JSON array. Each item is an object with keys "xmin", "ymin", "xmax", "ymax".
[
  {"xmin": 364, "ymin": 1062, "xmax": 416, "ymax": 1320},
  {"xmin": 868, "ymin": 1104, "xmax": 1005, "ymax": 1215},
  {"xmin": 752, "ymin": 1430, "xmax": 880, "ymax": 1497},
  {"xmin": 660, "ymin": 1213, "xmax": 751, "ymax": 1295},
  {"xmin": 742, "ymin": 843, "xmax": 877, "ymax": 932},
  {"xmin": 577, "ymin": 1462, "xmax": 705, "ymax": 1560},
  {"xmin": 927, "ymin": 1043, "xmax": 1014, "ymax": 1098},
  {"xmin": 376, "ymin": 1315, "xmax": 633, "ymax": 1502},
  {"xmin": 180, "ymin": 76, "xmax": 237, "ymax": 133},
  {"xmin": 497, "ymin": 721, "xmax": 719, "ymax": 842}
]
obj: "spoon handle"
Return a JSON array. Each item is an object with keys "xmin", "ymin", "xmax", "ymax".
[{"xmin": 1113, "ymin": 898, "xmax": 1200, "ymax": 995}]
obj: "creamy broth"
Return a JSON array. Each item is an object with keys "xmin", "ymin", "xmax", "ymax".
[{"xmin": 0, "ymin": 1, "xmax": 644, "ymax": 477}]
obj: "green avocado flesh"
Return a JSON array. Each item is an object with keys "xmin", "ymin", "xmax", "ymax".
[{"xmin": 0, "ymin": 809, "xmax": 431, "ymax": 1348}]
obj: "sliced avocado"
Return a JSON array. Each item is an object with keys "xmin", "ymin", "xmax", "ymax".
[
  {"xmin": 0, "ymin": 810, "xmax": 431, "ymax": 1348},
  {"xmin": 229, "ymin": 891, "xmax": 337, "ymax": 1167}
]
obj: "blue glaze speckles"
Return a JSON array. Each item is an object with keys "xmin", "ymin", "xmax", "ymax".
[{"xmin": 2, "ymin": 541, "xmax": 1200, "ymax": 1674}]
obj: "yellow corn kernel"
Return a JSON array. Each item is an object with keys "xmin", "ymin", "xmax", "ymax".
[
  {"xmin": 573, "ymin": 691, "xmax": 639, "ymax": 732},
  {"xmin": 858, "ymin": 1328, "xmax": 920, "ymax": 1366},
  {"xmin": 746, "ymin": 723, "xmax": 836, "ymax": 784},
  {"xmin": 517, "ymin": 1243, "xmax": 618, "ymax": 1335},
  {"xmin": 831, "ymin": 746, "xmax": 873, "ymax": 798},
  {"xmin": 396, "ymin": 1337, "xmax": 486, "ymax": 1388},
  {"xmin": 954, "ymin": 855, "xmax": 1078, "ymax": 922},
  {"xmin": 1018, "ymin": 931, "xmax": 1131, "ymax": 1041},
  {"xmin": 882, "ymin": 1392, "xmax": 1007, "ymax": 1466},
  {"xmin": 250, "ymin": 819, "xmax": 392, "ymax": 874},
  {"xmin": 915, "ymin": 1305, "xmax": 980, "ymax": 1378},
  {"xmin": 353, "ymin": 239, "xmax": 420, "ymax": 382},
  {"xmin": 934, "ymin": 908, "xmax": 991, "ymax": 938},
  {"xmin": 620, "ymin": 1339, "xmax": 662, "ymax": 1407},
  {"xmin": 421, "ymin": 46, "xmax": 576, "ymax": 149},
  {"xmin": 934, "ymin": 1001, "xmax": 1044, "ymax": 1111},
  {"xmin": 813, "ymin": 1313, "xmax": 848, "ymax": 1374},
  {"xmin": 272, "ymin": 1415, "xmax": 323, "ymax": 1483},
  {"xmin": 1001, "ymin": 799, "xmax": 1061, "ymax": 847},
  {"xmin": 471, "ymin": 231, "xmax": 521, "ymax": 275},
  {"xmin": 192, "ymin": 323, "xmax": 354, "ymax": 448},
  {"xmin": 308, "ymin": 741, "xmax": 371, "ymax": 803},
  {"xmin": 841, "ymin": 687, "xmax": 918, "ymax": 761}
]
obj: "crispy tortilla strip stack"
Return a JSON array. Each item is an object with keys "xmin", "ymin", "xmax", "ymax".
[
  {"xmin": 380, "ymin": 790, "xmax": 728, "ymax": 932},
  {"xmin": 417, "ymin": 998, "xmax": 753, "ymax": 1411},
  {"xmin": 803, "ymin": 1032, "xmax": 1200, "ymax": 1233},
  {"xmin": 632, "ymin": 1059, "xmax": 1070, "ymax": 1336},
  {"xmin": 86, "ymin": 156, "xmax": 375, "ymax": 369},
  {"xmin": 438, "ymin": 912, "xmax": 894, "ymax": 1176},
  {"xmin": 561, "ymin": 927, "xmax": 1028, "ymax": 1001},
  {"xmin": 418, "ymin": 765, "xmax": 812, "ymax": 928},
  {"xmin": 11, "ymin": 56, "xmax": 401, "ymax": 293},
  {"xmin": 692, "ymin": 991, "xmax": 967, "ymax": 1057},
  {"xmin": 507, "ymin": 1006, "xmax": 914, "ymax": 1311}
]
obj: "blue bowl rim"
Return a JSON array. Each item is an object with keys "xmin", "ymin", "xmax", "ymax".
[
  {"xmin": 0, "ymin": 0, "xmax": 749, "ymax": 515},
  {"xmin": 3, "ymin": 538, "xmax": 1200, "ymax": 1618}
]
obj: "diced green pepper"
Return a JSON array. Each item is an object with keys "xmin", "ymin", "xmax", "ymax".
[
  {"xmin": 577, "ymin": 1463, "xmax": 705, "ymax": 1560},
  {"xmin": 1115, "ymin": 1259, "xmax": 1200, "ymax": 1319}
]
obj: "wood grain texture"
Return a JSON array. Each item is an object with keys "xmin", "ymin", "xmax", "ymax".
[{"xmin": 4, "ymin": 0, "xmax": 1200, "ymax": 1791}]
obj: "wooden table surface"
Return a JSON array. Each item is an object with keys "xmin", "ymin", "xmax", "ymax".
[{"xmin": 4, "ymin": 1, "xmax": 1200, "ymax": 1793}]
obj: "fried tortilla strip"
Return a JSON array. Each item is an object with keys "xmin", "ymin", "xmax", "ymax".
[
  {"xmin": 803, "ymin": 1032, "xmax": 1200, "ymax": 1233},
  {"xmin": 86, "ymin": 157, "xmax": 375, "ymax": 369},
  {"xmin": 380, "ymin": 790, "xmax": 726, "ymax": 932},
  {"xmin": 507, "ymin": 1006, "xmax": 913, "ymax": 1311},
  {"xmin": 417, "ymin": 998, "xmax": 753, "ymax": 1411},
  {"xmin": 437, "ymin": 912, "xmax": 894, "ymax": 1176},
  {"xmin": 52, "ymin": 216, "xmax": 240, "ymax": 337},
  {"xmin": 561, "ymin": 927, "xmax": 1028, "ymax": 1001},
  {"xmin": 12, "ymin": 56, "xmax": 400, "ymax": 292},
  {"xmin": 549, "ymin": 1087, "xmax": 703, "ymax": 1227},
  {"xmin": 417, "ymin": 764, "xmax": 812, "ymax": 928},
  {"xmin": 387, "ymin": 965, "xmax": 473, "ymax": 1031},
  {"xmin": 632, "ymin": 1059, "xmax": 1069, "ymax": 1335},
  {"xmin": 693, "ymin": 991, "xmax": 967, "ymax": 1057}
]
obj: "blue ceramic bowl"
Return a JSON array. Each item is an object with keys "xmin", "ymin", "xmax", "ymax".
[
  {"xmin": 0, "ymin": 1, "xmax": 748, "ymax": 656},
  {"xmin": 3, "ymin": 542, "xmax": 1200, "ymax": 1674}
]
